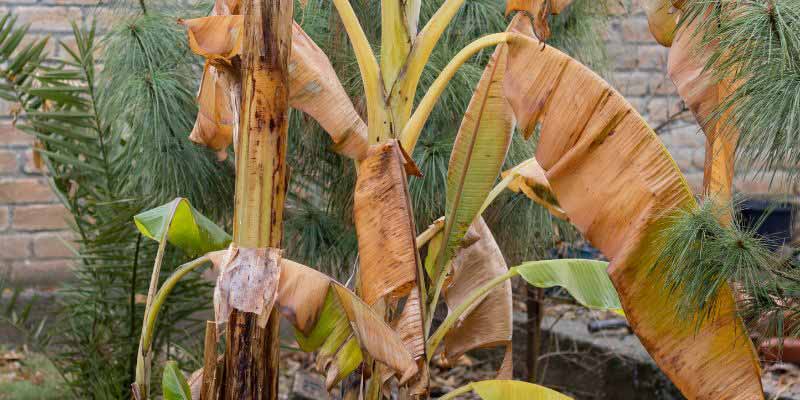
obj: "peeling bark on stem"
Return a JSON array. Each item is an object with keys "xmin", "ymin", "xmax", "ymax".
[{"xmin": 222, "ymin": 0, "xmax": 292, "ymax": 399}]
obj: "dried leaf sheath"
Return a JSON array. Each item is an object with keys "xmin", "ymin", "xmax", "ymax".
[
  {"xmin": 182, "ymin": 17, "xmax": 369, "ymax": 160},
  {"xmin": 214, "ymin": 247, "xmax": 281, "ymax": 327},
  {"xmin": 180, "ymin": 13, "xmax": 241, "ymax": 160},
  {"xmin": 443, "ymin": 218, "xmax": 513, "ymax": 378},
  {"xmin": 503, "ymin": 33, "xmax": 763, "ymax": 399},
  {"xmin": 354, "ymin": 140, "xmax": 421, "ymax": 306}
]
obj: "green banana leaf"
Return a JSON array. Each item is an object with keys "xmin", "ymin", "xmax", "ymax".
[
  {"xmin": 516, "ymin": 259, "xmax": 621, "ymax": 311},
  {"xmin": 161, "ymin": 361, "xmax": 191, "ymax": 400},
  {"xmin": 134, "ymin": 197, "xmax": 231, "ymax": 257}
]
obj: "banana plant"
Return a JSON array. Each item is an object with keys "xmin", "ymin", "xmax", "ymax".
[{"xmin": 132, "ymin": 0, "xmax": 764, "ymax": 399}]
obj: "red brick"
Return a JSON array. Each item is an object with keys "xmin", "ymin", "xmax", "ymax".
[
  {"xmin": 618, "ymin": 72, "xmax": 650, "ymax": 97},
  {"xmin": 684, "ymin": 172, "xmax": 705, "ymax": 194},
  {"xmin": 12, "ymin": 204, "xmax": 70, "ymax": 230},
  {"xmin": 621, "ymin": 18, "xmax": 653, "ymax": 42},
  {"xmin": 10, "ymin": 258, "xmax": 74, "ymax": 287},
  {"xmin": 0, "ymin": 207, "xmax": 7, "ymax": 230},
  {"xmin": 646, "ymin": 97, "xmax": 687, "ymax": 127},
  {"xmin": 637, "ymin": 45, "xmax": 669, "ymax": 70},
  {"xmin": 53, "ymin": 0, "xmax": 102, "ymax": 4},
  {"xmin": 0, "ymin": 150, "xmax": 17, "ymax": 173},
  {"xmin": 33, "ymin": 233, "xmax": 76, "ymax": 258},
  {"xmin": 13, "ymin": 6, "xmax": 84, "ymax": 32},
  {"xmin": 0, "ymin": 178, "xmax": 56, "ymax": 203},
  {"xmin": 0, "ymin": 126, "xmax": 31, "ymax": 146},
  {"xmin": 651, "ymin": 78, "xmax": 678, "ymax": 95},
  {"xmin": 607, "ymin": 44, "xmax": 639, "ymax": 70},
  {"xmin": 0, "ymin": 235, "xmax": 32, "ymax": 259}
]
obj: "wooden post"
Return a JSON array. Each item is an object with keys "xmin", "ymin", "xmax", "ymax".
[
  {"xmin": 222, "ymin": 0, "xmax": 292, "ymax": 398},
  {"xmin": 201, "ymin": 321, "xmax": 218, "ymax": 400},
  {"xmin": 526, "ymin": 286, "xmax": 543, "ymax": 383}
]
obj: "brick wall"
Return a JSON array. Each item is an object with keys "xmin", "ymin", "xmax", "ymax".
[
  {"xmin": 0, "ymin": 125, "xmax": 73, "ymax": 288},
  {"xmin": 0, "ymin": 1, "xmax": 797, "ymax": 287},
  {"xmin": 0, "ymin": 0, "xmax": 96, "ymax": 287}
]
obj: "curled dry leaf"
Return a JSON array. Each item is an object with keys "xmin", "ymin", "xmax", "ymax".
[
  {"xmin": 213, "ymin": 246, "xmax": 281, "ymax": 327},
  {"xmin": 189, "ymin": 64, "xmax": 239, "ymax": 160},
  {"xmin": 642, "ymin": 0, "xmax": 678, "ymax": 47},
  {"xmin": 502, "ymin": 30, "xmax": 763, "ymax": 399},
  {"xmin": 504, "ymin": 0, "xmax": 571, "ymax": 41},
  {"xmin": 182, "ymin": 16, "xmax": 369, "ymax": 160},
  {"xmin": 667, "ymin": 19, "xmax": 737, "ymax": 199},
  {"xmin": 392, "ymin": 287, "xmax": 428, "ymax": 395},
  {"xmin": 182, "ymin": 16, "xmax": 242, "ymax": 66},
  {"xmin": 187, "ymin": 368, "xmax": 202, "ymax": 400},
  {"xmin": 443, "ymin": 218, "xmax": 513, "ymax": 379},
  {"xmin": 354, "ymin": 140, "xmax": 421, "ymax": 305},
  {"xmin": 502, "ymin": 158, "xmax": 568, "ymax": 220},
  {"xmin": 277, "ymin": 258, "xmax": 418, "ymax": 389}
]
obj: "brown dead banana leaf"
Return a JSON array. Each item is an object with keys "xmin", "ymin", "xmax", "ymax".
[
  {"xmin": 667, "ymin": 20, "xmax": 737, "ymax": 200},
  {"xmin": 394, "ymin": 287, "xmax": 425, "ymax": 360},
  {"xmin": 290, "ymin": 25, "xmax": 369, "ymax": 160},
  {"xmin": 392, "ymin": 287, "xmax": 428, "ymax": 395},
  {"xmin": 642, "ymin": 0, "xmax": 678, "ymax": 47},
  {"xmin": 184, "ymin": 0, "xmax": 241, "ymax": 160},
  {"xmin": 332, "ymin": 284, "xmax": 419, "ymax": 384},
  {"xmin": 183, "ymin": 16, "xmax": 369, "ymax": 160},
  {"xmin": 504, "ymin": 0, "xmax": 565, "ymax": 41},
  {"xmin": 189, "ymin": 63, "xmax": 239, "ymax": 161},
  {"xmin": 503, "ymin": 32, "xmax": 763, "ymax": 399},
  {"xmin": 213, "ymin": 246, "xmax": 281, "ymax": 328},
  {"xmin": 187, "ymin": 368, "xmax": 202, "ymax": 400},
  {"xmin": 276, "ymin": 259, "xmax": 419, "ymax": 387},
  {"xmin": 182, "ymin": 16, "xmax": 242, "ymax": 66},
  {"xmin": 354, "ymin": 140, "xmax": 422, "ymax": 305},
  {"xmin": 502, "ymin": 158, "xmax": 568, "ymax": 220},
  {"xmin": 443, "ymin": 218, "xmax": 513, "ymax": 379}
]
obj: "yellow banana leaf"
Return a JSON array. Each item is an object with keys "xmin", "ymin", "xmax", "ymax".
[
  {"xmin": 182, "ymin": 16, "xmax": 368, "ymax": 160},
  {"xmin": 441, "ymin": 21, "xmax": 514, "ymax": 272},
  {"xmin": 501, "ymin": 23, "xmax": 763, "ymax": 399},
  {"xmin": 442, "ymin": 380, "xmax": 571, "ymax": 400},
  {"xmin": 470, "ymin": 380, "xmax": 571, "ymax": 400}
]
